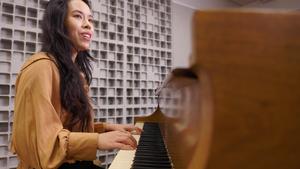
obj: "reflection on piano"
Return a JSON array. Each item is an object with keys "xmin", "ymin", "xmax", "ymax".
[{"xmin": 109, "ymin": 9, "xmax": 300, "ymax": 169}]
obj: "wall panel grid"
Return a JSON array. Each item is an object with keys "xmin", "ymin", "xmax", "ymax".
[{"xmin": 0, "ymin": 0, "xmax": 172, "ymax": 168}]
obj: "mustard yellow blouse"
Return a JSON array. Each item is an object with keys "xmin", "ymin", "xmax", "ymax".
[{"xmin": 11, "ymin": 52, "xmax": 104, "ymax": 169}]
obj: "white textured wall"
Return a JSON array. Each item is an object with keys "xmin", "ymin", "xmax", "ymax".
[
  {"xmin": 171, "ymin": 0, "xmax": 237, "ymax": 68},
  {"xmin": 171, "ymin": 3, "xmax": 195, "ymax": 68}
]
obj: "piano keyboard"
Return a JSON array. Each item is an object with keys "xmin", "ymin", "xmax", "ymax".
[
  {"xmin": 108, "ymin": 122, "xmax": 173, "ymax": 169},
  {"xmin": 132, "ymin": 122, "xmax": 172, "ymax": 169}
]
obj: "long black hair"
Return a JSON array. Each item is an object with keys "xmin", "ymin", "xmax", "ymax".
[{"xmin": 41, "ymin": 0, "xmax": 93, "ymax": 131}]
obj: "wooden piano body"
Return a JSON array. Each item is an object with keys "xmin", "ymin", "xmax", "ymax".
[{"xmin": 109, "ymin": 9, "xmax": 300, "ymax": 169}]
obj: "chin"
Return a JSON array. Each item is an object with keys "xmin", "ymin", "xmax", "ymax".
[{"xmin": 78, "ymin": 45, "xmax": 90, "ymax": 51}]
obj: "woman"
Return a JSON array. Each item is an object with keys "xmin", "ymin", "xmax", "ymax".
[{"xmin": 10, "ymin": 0, "xmax": 142, "ymax": 168}]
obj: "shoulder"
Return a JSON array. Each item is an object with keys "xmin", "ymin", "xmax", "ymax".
[
  {"xmin": 16, "ymin": 52, "xmax": 60, "ymax": 93},
  {"xmin": 17, "ymin": 52, "xmax": 60, "ymax": 87},
  {"xmin": 20, "ymin": 52, "xmax": 57, "ymax": 72}
]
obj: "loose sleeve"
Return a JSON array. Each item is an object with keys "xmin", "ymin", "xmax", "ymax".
[
  {"xmin": 94, "ymin": 123, "xmax": 106, "ymax": 133},
  {"xmin": 11, "ymin": 58, "xmax": 98, "ymax": 168}
]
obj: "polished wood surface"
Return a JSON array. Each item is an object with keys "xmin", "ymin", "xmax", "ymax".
[
  {"xmin": 109, "ymin": 9, "xmax": 300, "ymax": 169},
  {"xmin": 192, "ymin": 9, "xmax": 300, "ymax": 169}
]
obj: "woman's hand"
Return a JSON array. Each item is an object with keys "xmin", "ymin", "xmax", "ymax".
[
  {"xmin": 97, "ymin": 131, "xmax": 137, "ymax": 150},
  {"xmin": 104, "ymin": 123, "xmax": 143, "ymax": 135}
]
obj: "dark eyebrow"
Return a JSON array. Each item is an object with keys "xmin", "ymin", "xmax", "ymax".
[{"xmin": 72, "ymin": 10, "xmax": 93, "ymax": 18}]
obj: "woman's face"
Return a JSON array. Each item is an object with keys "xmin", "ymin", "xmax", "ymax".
[{"xmin": 65, "ymin": 0, "xmax": 94, "ymax": 51}]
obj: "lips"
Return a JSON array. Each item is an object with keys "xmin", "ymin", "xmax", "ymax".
[{"xmin": 81, "ymin": 32, "xmax": 92, "ymax": 41}]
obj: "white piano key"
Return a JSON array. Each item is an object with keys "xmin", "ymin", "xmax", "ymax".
[{"xmin": 108, "ymin": 122, "xmax": 144, "ymax": 169}]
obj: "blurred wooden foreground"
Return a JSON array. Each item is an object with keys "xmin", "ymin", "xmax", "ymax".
[
  {"xmin": 165, "ymin": 9, "xmax": 300, "ymax": 169},
  {"xmin": 112, "ymin": 9, "xmax": 300, "ymax": 169},
  {"xmin": 189, "ymin": 9, "xmax": 300, "ymax": 169}
]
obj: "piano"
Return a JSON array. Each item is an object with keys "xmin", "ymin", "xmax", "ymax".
[{"xmin": 109, "ymin": 9, "xmax": 300, "ymax": 169}]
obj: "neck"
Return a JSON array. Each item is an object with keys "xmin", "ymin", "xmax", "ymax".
[{"xmin": 71, "ymin": 48, "xmax": 78, "ymax": 62}]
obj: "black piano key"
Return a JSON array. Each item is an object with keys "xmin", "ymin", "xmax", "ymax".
[
  {"xmin": 133, "ymin": 158, "xmax": 171, "ymax": 163},
  {"xmin": 135, "ymin": 153, "xmax": 168, "ymax": 157},
  {"xmin": 133, "ymin": 156, "xmax": 170, "ymax": 162},
  {"xmin": 132, "ymin": 161, "xmax": 172, "ymax": 167},
  {"xmin": 137, "ymin": 142, "xmax": 164, "ymax": 146},
  {"xmin": 131, "ymin": 122, "xmax": 173, "ymax": 169},
  {"xmin": 136, "ymin": 148, "xmax": 167, "ymax": 153},
  {"xmin": 131, "ymin": 166, "xmax": 171, "ymax": 169},
  {"xmin": 132, "ymin": 162, "xmax": 172, "ymax": 168}
]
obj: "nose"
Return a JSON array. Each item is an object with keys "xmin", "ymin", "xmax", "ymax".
[{"xmin": 82, "ymin": 18, "xmax": 92, "ymax": 30}]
